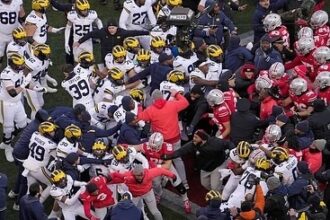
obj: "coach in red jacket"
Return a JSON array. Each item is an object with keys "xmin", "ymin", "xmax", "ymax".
[
  {"xmin": 109, "ymin": 164, "xmax": 176, "ymax": 220},
  {"xmin": 137, "ymin": 89, "xmax": 189, "ymax": 188}
]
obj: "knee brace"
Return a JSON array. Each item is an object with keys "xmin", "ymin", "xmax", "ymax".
[{"xmin": 175, "ymin": 183, "xmax": 187, "ymax": 195}]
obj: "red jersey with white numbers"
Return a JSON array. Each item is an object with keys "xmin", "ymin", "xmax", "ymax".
[
  {"xmin": 224, "ymin": 88, "xmax": 237, "ymax": 113},
  {"xmin": 212, "ymin": 103, "xmax": 231, "ymax": 134},
  {"xmin": 314, "ymin": 25, "xmax": 330, "ymax": 47},
  {"xmin": 317, "ymin": 63, "xmax": 330, "ymax": 73},
  {"xmin": 268, "ymin": 25, "xmax": 290, "ymax": 47},
  {"xmin": 80, "ymin": 176, "xmax": 115, "ymax": 218},
  {"xmin": 289, "ymin": 90, "xmax": 317, "ymax": 111},
  {"xmin": 142, "ymin": 142, "xmax": 174, "ymax": 167}
]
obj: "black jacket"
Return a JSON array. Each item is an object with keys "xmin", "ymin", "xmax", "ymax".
[
  {"xmin": 308, "ymin": 109, "xmax": 330, "ymax": 140},
  {"xmin": 78, "ymin": 28, "xmax": 148, "ymax": 61},
  {"xmin": 108, "ymin": 200, "xmax": 143, "ymax": 220},
  {"xmin": 19, "ymin": 195, "xmax": 54, "ymax": 220},
  {"xmin": 168, "ymin": 136, "xmax": 234, "ymax": 171},
  {"xmin": 182, "ymin": 93, "xmax": 209, "ymax": 129},
  {"xmin": 230, "ymin": 110, "xmax": 261, "ymax": 145}
]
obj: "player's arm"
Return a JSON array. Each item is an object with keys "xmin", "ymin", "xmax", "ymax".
[
  {"xmin": 147, "ymin": 7, "xmax": 157, "ymax": 28},
  {"xmin": 135, "ymin": 153, "xmax": 150, "ymax": 169},
  {"xmin": 119, "ymin": 6, "xmax": 130, "ymax": 30},
  {"xmin": 25, "ymin": 22, "xmax": 38, "ymax": 45},
  {"xmin": 94, "ymin": 18, "xmax": 103, "ymax": 29},
  {"xmin": 64, "ymin": 21, "xmax": 73, "ymax": 54},
  {"xmin": 18, "ymin": 4, "xmax": 26, "ymax": 24},
  {"xmin": 220, "ymin": 121, "xmax": 231, "ymax": 139},
  {"xmin": 191, "ymin": 76, "xmax": 218, "ymax": 87},
  {"xmin": 128, "ymin": 144, "xmax": 144, "ymax": 152},
  {"xmin": 59, "ymin": 187, "xmax": 85, "ymax": 205},
  {"xmin": 80, "ymin": 193, "xmax": 95, "ymax": 219},
  {"xmin": 149, "ymin": 167, "xmax": 175, "ymax": 180}
]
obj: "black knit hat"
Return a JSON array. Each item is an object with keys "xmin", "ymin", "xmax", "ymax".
[
  {"xmin": 195, "ymin": 129, "xmax": 208, "ymax": 140},
  {"xmin": 107, "ymin": 18, "xmax": 118, "ymax": 27},
  {"xmin": 86, "ymin": 183, "xmax": 98, "ymax": 194}
]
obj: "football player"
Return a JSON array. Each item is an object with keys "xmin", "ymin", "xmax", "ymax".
[
  {"xmin": 313, "ymin": 46, "xmax": 330, "ymax": 75},
  {"xmin": 206, "ymin": 44, "xmax": 224, "ymax": 81},
  {"xmin": 110, "ymin": 145, "xmax": 149, "ymax": 173},
  {"xmin": 222, "ymin": 157, "xmax": 271, "ymax": 209},
  {"xmin": 0, "ymin": 53, "xmax": 30, "ymax": 162},
  {"xmin": 56, "ymin": 124, "xmax": 85, "ymax": 159},
  {"xmin": 157, "ymin": 0, "xmax": 182, "ymax": 18},
  {"xmin": 271, "ymin": 147, "xmax": 298, "ymax": 186},
  {"xmin": 22, "ymin": 121, "xmax": 57, "ymax": 203},
  {"xmin": 93, "ymin": 67, "xmax": 119, "ymax": 104},
  {"xmin": 0, "ymin": 0, "xmax": 25, "ymax": 67},
  {"xmin": 105, "ymin": 45, "xmax": 136, "ymax": 78},
  {"xmin": 286, "ymin": 77, "xmax": 317, "ymax": 117},
  {"xmin": 160, "ymin": 70, "xmax": 185, "ymax": 100},
  {"xmin": 6, "ymin": 27, "xmax": 30, "ymax": 60},
  {"xmin": 314, "ymin": 71, "xmax": 330, "ymax": 105},
  {"xmin": 131, "ymin": 132, "xmax": 192, "ymax": 213},
  {"xmin": 150, "ymin": 17, "xmax": 177, "ymax": 44},
  {"xmin": 24, "ymin": 44, "xmax": 56, "ymax": 119},
  {"xmin": 150, "ymin": 36, "xmax": 169, "ymax": 64},
  {"xmin": 220, "ymin": 141, "xmax": 251, "ymax": 201},
  {"xmin": 206, "ymin": 89, "xmax": 232, "ymax": 139},
  {"xmin": 190, "ymin": 60, "xmax": 218, "ymax": 90},
  {"xmin": 74, "ymin": 51, "xmax": 96, "ymax": 76},
  {"xmin": 173, "ymin": 42, "xmax": 199, "ymax": 77},
  {"xmin": 61, "ymin": 60, "xmax": 95, "ymax": 112},
  {"xmin": 268, "ymin": 62, "xmax": 290, "ymax": 100},
  {"xmin": 80, "ymin": 176, "xmax": 116, "ymax": 219},
  {"xmin": 25, "ymin": 0, "xmax": 64, "ymax": 45},
  {"xmin": 119, "ymin": 0, "xmax": 156, "ymax": 31},
  {"xmin": 90, "ymin": 103, "xmax": 118, "ymax": 129},
  {"xmin": 83, "ymin": 140, "xmax": 112, "ymax": 177},
  {"xmin": 65, "ymin": 0, "xmax": 103, "ymax": 62},
  {"xmin": 123, "ymin": 37, "xmax": 141, "ymax": 60},
  {"xmin": 310, "ymin": 10, "xmax": 329, "ymax": 47},
  {"xmin": 134, "ymin": 49, "xmax": 152, "ymax": 96},
  {"xmin": 49, "ymin": 170, "xmax": 88, "ymax": 219},
  {"xmin": 263, "ymin": 13, "xmax": 290, "ymax": 47}
]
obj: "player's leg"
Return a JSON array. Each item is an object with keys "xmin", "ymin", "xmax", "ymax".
[
  {"xmin": 171, "ymin": 140, "xmax": 188, "ymax": 189},
  {"xmin": 143, "ymin": 189, "xmax": 163, "ymax": 220},
  {"xmin": 0, "ymin": 32, "xmax": 11, "ymax": 69},
  {"xmin": 73, "ymin": 45, "xmax": 84, "ymax": 64},
  {"xmin": 0, "ymin": 101, "xmax": 17, "ymax": 162},
  {"xmin": 48, "ymin": 201, "xmax": 62, "ymax": 219},
  {"xmin": 24, "ymin": 89, "xmax": 41, "ymax": 120},
  {"xmin": 152, "ymin": 176, "xmax": 162, "ymax": 202},
  {"xmin": 31, "ymin": 167, "xmax": 52, "ymax": 203},
  {"xmin": 137, "ymin": 36, "xmax": 151, "ymax": 50}
]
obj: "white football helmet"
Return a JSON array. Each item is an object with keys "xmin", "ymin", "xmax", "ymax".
[
  {"xmin": 295, "ymin": 37, "xmax": 315, "ymax": 56},
  {"xmin": 315, "ymin": 71, "xmax": 330, "ymax": 89},
  {"xmin": 255, "ymin": 75, "xmax": 272, "ymax": 91},
  {"xmin": 206, "ymin": 89, "xmax": 224, "ymax": 106},
  {"xmin": 265, "ymin": 124, "xmax": 282, "ymax": 143},
  {"xmin": 313, "ymin": 46, "xmax": 330, "ymax": 65},
  {"xmin": 297, "ymin": 27, "xmax": 314, "ymax": 40},
  {"xmin": 263, "ymin": 13, "xmax": 282, "ymax": 32},
  {"xmin": 269, "ymin": 62, "xmax": 285, "ymax": 79},
  {"xmin": 290, "ymin": 77, "xmax": 308, "ymax": 96},
  {"xmin": 149, "ymin": 132, "xmax": 164, "ymax": 152},
  {"xmin": 310, "ymin": 10, "xmax": 329, "ymax": 29}
]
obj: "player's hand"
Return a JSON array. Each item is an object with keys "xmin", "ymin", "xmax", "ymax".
[
  {"xmin": 73, "ymin": 42, "xmax": 80, "ymax": 48},
  {"xmin": 65, "ymin": 44, "xmax": 71, "ymax": 54},
  {"xmin": 48, "ymin": 77, "xmax": 58, "ymax": 87},
  {"xmin": 33, "ymin": 86, "xmax": 47, "ymax": 93},
  {"xmin": 52, "ymin": 27, "xmax": 65, "ymax": 33}
]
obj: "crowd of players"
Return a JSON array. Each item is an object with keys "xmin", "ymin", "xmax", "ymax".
[{"xmin": 0, "ymin": 0, "xmax": 330, "ymax": 219}]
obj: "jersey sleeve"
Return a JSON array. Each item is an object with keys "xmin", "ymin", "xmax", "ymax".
[
  {"xmin": 25, "ymin": 13, "xmax": 37, "ymax": 25},
  {"xmin": 67, "ymin": 11, "xmax": 76, "ymax": 22},
  {"xmin": 119, "ymin": 4, "xmax": 130, "ymax": 29}
]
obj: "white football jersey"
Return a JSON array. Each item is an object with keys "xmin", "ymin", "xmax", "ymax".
[
  {"xmin": 74, "ymin": 63, "xmax": 93, "ymax": 76},
  {"xmin": 109, "ymin": 147, "xmax": 149, "ymax": 173},
  {"xmin": 150, "ymin": 25, "xmax": 177, "ymax": 42},
  {"xmin": 67, "ymin": 10, "xmax": 98, "ymax": 43},
  {"xmin": 207, "ymin": 59, "xmax": 222, "ymax": 81},
  {"xmin": 189, "ymin": 68, "xmax": 206, "ymax": 89},
  {"xmin": 91, "ymin": 101, "xmax": 116, "ymax": 124},
  {"xmin": 274, "ymin": 155, "xmax": 298, "ymax": 186},
  {"xmin": 25, "ymin": 10, "xmax": 48, "ymax": 44},
  {"xmin": 85, "ymin": 153, "xmax": 112, "ymax": 177},
  {"xmin": 93, "ymin": 78, "xmax": 114, "ymax": 104},
  {"xmin": 6, "ymin": 40, "xmax": 31, "ymax": 60},
  {"xmin": 61, "ymin": 72, "xmax": 94, "ymax": 108},
  {"xmin": 119, "ymin": 0, "xmax": 156, "ymax": 31},
  {"xmin": 150, "ymin": 48, "xmax": 172, "ymax": 64},
  {"xmin": 222, "ymin": 167, "xmax": 268, "ymax": 209},
  {"xmin": 56, "ymin": 137, "xmax": 79, "ymax": 159},
  {"xmin": 160, "ymin": 81, "xmax": 184, "ymax": 100},
  {"xmin": 173, "ymin": 53, "xmax": 198, "ymax": 76},
  {"xmin": 23, "ymin": 131, "xmax": 57, "ymax": 171},
  {"xmin": 0, "ymin": 66, "xmax": 24, "ymax": 102},
  {"xmin": 50, "ymin": 175, "xmax": 75, "ymax": 208},
  {"xmin": 104, "ymin": 53, "xmax": 135, "ymax": 74},
  {"xmin": 0, "ymin": 0, "xmax": 22, "ymax": 35},
  {"xmin": 25, "ymin": 56, "xmax": 49, "ymax": 88}
]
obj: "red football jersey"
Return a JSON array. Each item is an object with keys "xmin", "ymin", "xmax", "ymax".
[
  {"xmin": 317, "ymin": 87, "xmax": 330, "ymax": 106},
  {"xmin": 272, "ymin": 74, "xmax": 290, "ymax": 98},
  {"xmin": 80, "ymin": 176, "xmax": 115, "ymax": 211},
  {"xmin": 269, "ymin": 25, "xmax": 290, "ymax": 47},
  {"xmin": 224, "ymin": 88, "xmax": 237, "ymax": 113},
  {"xmin": 289, "ymin": 90, "xmax": 317, "ymax": 111},
  {"xmin": 142, "ymin": 142, "xmax": 174, "ymax": 167},
  {"xmin": 212, "ymin": 103, "xmax": 231, "ymax": 134},
  {"xmin": 314, "ymin": 25, "xmax": 330, "ymax": 47},
  {"xmin": 317, "ymin": 63, "xmax": 330, "ymax": 72}
]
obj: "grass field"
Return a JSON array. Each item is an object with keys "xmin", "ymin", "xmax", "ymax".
[{"xmin": 0, "ymin": 0, "xmax": 328, "ymax": 219}]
